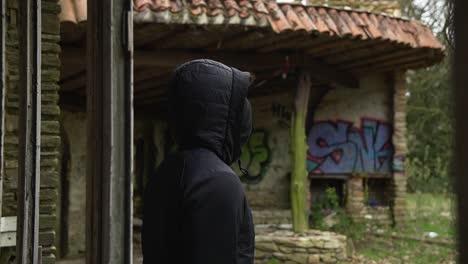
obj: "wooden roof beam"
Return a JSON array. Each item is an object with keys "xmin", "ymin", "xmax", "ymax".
[
  {"xmin": 352, "ymin": 50, "xmax": 439, "ymax": 72},
  {"xmin": 324, "ymin": 40, "xmax": 392, "ymax": 64},
  {"xmin": 342, "ymin": 48, "xmax": 426, "ymax": 70},
  {"xmin": 62, "ymin": 47, "xmax": 359, "ymax": 88}
]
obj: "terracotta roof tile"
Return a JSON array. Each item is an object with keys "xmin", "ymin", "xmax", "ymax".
[
  {"xmin": 266, "ymin": 1, "xmax": 291, "ymax": 32},
  {"xmin": 358, "ymin": 13, "xmax": 377, "ymax": 39},
  {"xmin": 317, "ymin": 7, "xmax": 339, "ymax": 36},
  {"xmin": 293, "ymin": 6, "xmax": 317, "ymax": 33},
  {"xmin": 340, "ymin": 11, "xmax": 365, "ymax": 39},
  {"xmin": 330, "ymin": 9, "xmax": 353, "ymax": 37},
  {"xmin": 281, "ymin": 5, "xmax": 307, "ymax": 31},
  {"xmin": 206, "ymin": 0, "xmax": 224, "ymax": 16},
  {"xmin": 306, "ymin": 7, "xmax": 330, "ymax": 35},
  {"xmin": 253, "ymin": 1, "xmax": 268, "ymax": 14},
  {"xmin": 223, "ymin": 0, "xmax": 241, "ymax": 17},
  {"xmin": 59, "ymin": 0, "xmax": 444, "ymax": 52}
]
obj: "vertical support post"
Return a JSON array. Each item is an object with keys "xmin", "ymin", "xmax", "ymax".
[
  {"xmin": 290, "ymin": 72, "xmax": 311, "ymax": 233},
  {"xmin": 454, "ymin": 0, "xmax": 468, "ymax": 261},
  {"xmin": 0, "ymin": 0, "xmax": 6, "ymax": 228},
  {"xmin": 86, "ymin": 0, "xmax": 133, "ymax": 263},
  {"xmin": 345, "ymin": 177, "xmax": 365, "ymax": 219},
  {"xmin": 17, "ymin": 0, "xmax": 41, "ymax": 263},
  {"xmin": 392, "ymin": 71, "xmax": 407, "ymax": 227}
]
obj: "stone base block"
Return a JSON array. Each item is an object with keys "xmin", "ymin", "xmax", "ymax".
[{"xmin": 255, "ymin": 227, "xmax": 348, "ymax": 264}]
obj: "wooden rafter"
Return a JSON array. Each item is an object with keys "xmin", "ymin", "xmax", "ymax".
[
  {"xmin": 62, "ymin": 47, "xmax": 359, "ymax": 88},
  {"xmin": 204, "ymin": 29, "xmax": 259, "ymax": 50},
  {"xmin": 343, "ymin": 48, "xmax": 426, "ymax": 70},
  {"xmin": 324, "ymin": 40, "xmax": 391, "ymax": 64},
  {"xmin": 257, "ymin": 34, "xmax": 316, "ymax": 53},
  {"xmin": 135, "ymin": 27, "xmax": 181, "ymax": 49},
  {"xmin": 228, "ymin": 31, "xmax": 306, "ymax": 52},
  {"xmin": 305, "ymin": 38, "xmax": 353, "ymax": 56},
  {"xmin": 355, "ymin": 50, "xmax": 439, "ymax": 72}
]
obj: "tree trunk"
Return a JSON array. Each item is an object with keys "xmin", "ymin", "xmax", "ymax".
[{"xmin": 290, "ymin": 72, "xmax": 311, "ymax": 233}]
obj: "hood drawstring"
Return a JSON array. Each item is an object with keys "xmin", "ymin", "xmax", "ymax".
[{"xmin": 238, "ymin": 159, "xmax": 251, "ymax": 179}]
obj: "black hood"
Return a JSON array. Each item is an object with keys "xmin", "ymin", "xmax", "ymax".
[{"xmin": 168, "ymin": 59, "xmax": 252, "ymax": 165}]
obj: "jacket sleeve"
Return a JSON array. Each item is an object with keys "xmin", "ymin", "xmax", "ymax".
[{"xmin": 182, "ymin": 172, "xmax": 251, "ymax": 264}]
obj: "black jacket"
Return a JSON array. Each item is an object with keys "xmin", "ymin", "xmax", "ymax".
[{"xmin": 142, "ymin": 60, "xmax": 255, "ymax": 264}]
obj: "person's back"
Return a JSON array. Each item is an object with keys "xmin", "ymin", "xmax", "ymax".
[{"xmin": 142, "ymin": 60, "xmax": 255, "ymax": 264}]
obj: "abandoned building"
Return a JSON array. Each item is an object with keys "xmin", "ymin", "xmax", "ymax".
[{"xmin": 0, "ymin": 0, "xmax": 444, "ymax": 263}]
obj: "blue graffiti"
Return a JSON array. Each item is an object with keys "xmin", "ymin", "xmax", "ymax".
[{"xmin": 307, "ymin": 118, "xmax": 394, "ymax": 174}]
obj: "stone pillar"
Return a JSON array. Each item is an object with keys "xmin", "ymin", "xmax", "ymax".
[
  {"xmin": 346, "ymin": 176, "xmax": 364, "ymax": 220},
  {"xmin": 3, "ymin": 0, "xmax": 61, "ymax": 263},
  {"xmin": 392, "ymin": 71, "xmax": 408, "ymax": 226}
]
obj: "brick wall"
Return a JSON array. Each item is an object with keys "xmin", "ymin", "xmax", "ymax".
[
  {"xmin": 3, "ymin": 0, "xmax": 61, "ymax": 262},
  {"xmin": 392, "ymin": 72, "xmax": 408, "ymax": 226}
]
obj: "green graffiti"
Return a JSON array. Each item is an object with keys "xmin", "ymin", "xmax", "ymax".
[{"xmin": 236, "ymin": 129, "xmax": 271, "ymax": 183}]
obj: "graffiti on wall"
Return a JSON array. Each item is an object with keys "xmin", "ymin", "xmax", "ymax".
[
  {"xmin": 237, "ymin": 129, "xmax": 271, "ymax": 183},
  {"xmin": 307, "ymin": 118, "xmax": 394, "ymax": 174}
]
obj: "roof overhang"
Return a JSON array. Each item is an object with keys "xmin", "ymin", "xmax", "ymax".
[{"xmin": 58, "ymin": 0, "xmax": 445, "ymax": 110}]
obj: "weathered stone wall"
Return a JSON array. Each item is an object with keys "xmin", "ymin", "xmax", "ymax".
[
  {"xmin": 239, "ymin": 92, "xmax": 294, "ymax": 215},
  {"xmin": 253, "ymin": 210, "xmax": 292, "ymax": 225},
  {"xmin": 255, "ymin": 228, "xmax": 347, "ymax": 264},
  {"xmin": 309, "ymin": 73, "xmax": 394, "ymax": 223},
  {"xmin": 3, "ymin": 0, "xmax": 61, "ymax": 262}
]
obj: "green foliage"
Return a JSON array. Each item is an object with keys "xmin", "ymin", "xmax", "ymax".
[
  {"xmin": 310, "ymin": 187, "xmax": 366, "ymax": 240},
  {"xmin": 398, "ymin": 0, "xmax": 454, "ymax": 193},
  {"xmin": 406, "ymin": 57, "xmax": 453, "ymax": 193},
  {"xmin": 266, "ymin": 259, "xmax": 279, "ymax": 264}
]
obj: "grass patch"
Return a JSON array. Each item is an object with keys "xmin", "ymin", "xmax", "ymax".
[
  {"xmin": 354, "ymin": 193, "xmax": 457, "ymax": 263},
  {"xmin": 311, "ymin": 191, "xmax": 457, "ymax": 263},
  {"xmin": 405, "ymin": 193, "xmax": 455, "ymax": 239}
]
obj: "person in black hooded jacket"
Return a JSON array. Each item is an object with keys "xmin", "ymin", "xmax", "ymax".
[{"xmin": 142, "ymin": 59, "xmax": 255, "ymax": 264}]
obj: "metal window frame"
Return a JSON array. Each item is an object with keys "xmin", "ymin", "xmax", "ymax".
[
  {"xmin": 16, "ymin": 0, "xmax": 42, "ymax": 263},
  {"xmin": 86, "ymin": 0, "xmax": 134, "ymax": 263}
]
